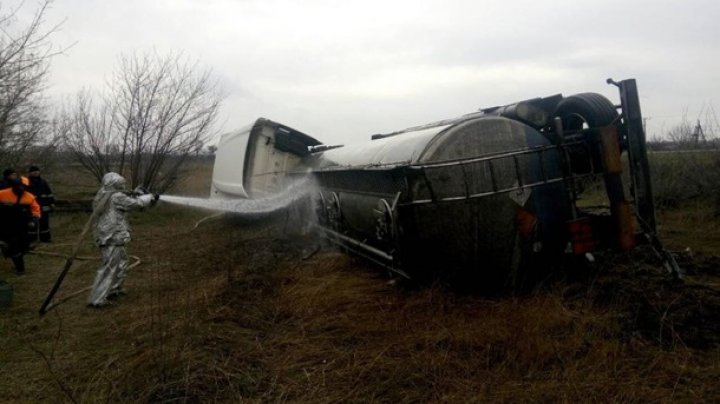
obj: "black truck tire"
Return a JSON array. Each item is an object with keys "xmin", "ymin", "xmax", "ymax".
[{"xmin": 554, "ymin": 92, "xmax": 619, "ymax": 131}]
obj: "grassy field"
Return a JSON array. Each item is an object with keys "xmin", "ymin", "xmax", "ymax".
[{"xmin": 0, "ymin": 158, "xmax": 719, "ymax": 402}]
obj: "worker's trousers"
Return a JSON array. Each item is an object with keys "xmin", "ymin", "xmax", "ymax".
[{"xmin": 88, "ymin": 244, "xmax": 129, "ymax": 306}]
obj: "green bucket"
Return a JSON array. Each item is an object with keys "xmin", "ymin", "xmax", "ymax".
[{"xmin": 0, "ymin": 280, "xmax": 13, "ymax": 307}]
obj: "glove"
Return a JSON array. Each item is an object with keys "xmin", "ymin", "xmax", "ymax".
[
  {"xmin": 138, "ymin": 194, "xmax": 154, "ymax": 206},
  {"xmin": 151, "ymin": 193, "xmax": 160, "ymax": 206},
  {"xmin": 132, "ymin": 186, "xmax": 148, "ymax": 196}
]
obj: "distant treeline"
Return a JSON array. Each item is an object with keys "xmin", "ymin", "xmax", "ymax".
[{"xmin": 647, "ymin": 138, "xmax": 720, "ymax": 152}]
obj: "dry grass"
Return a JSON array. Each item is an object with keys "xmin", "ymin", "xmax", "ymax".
[
  {"xmin": 162, "ymin": 234, "xmax": 720, "ymax": 403},
  {"xmin": 0, "ymin": 158, "xmax": 719, "ymax": 402}
]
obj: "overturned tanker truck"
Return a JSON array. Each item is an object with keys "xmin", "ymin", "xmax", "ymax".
[{"xmin": 211, "ymin": 78, "xmax": 679, "ymax": 283}]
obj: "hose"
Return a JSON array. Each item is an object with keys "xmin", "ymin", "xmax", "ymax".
[
  {"xmin": 31, "ymin": 250, "xmax": 101, "ymax": 261},
  {"xmin": 38, "ymin": 193, "xmax": 110, "ymax": 316},
  {"xmin": 36, "ymin": 210, "xmax": 221, "ymax": 315},
  {"xmin": 39, "ymin": 255, "xmax": 142, "ymax": 312}
]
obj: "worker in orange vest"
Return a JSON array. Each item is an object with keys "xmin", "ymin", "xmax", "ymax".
[
  {"xmin": 0, "ymin": 169, "xmax": 29, "ymax": 189},
  {"xmin": 0, "ymin": 169, "xmax": 41, "ymax": 274}
]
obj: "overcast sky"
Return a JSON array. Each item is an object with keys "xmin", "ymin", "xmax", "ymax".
[{"xmin": 14, "ymin": 0, "xmax": 720, "ymax": 144}]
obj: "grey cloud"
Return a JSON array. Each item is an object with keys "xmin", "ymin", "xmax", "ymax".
[{"xmin": 16, "ymin": 0, "xmax": 720, "ymax": 143}]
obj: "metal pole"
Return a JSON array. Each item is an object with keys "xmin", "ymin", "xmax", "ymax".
[{"xmin": 38, "ymin": 195, "xmax": 108, "ymax": 316}]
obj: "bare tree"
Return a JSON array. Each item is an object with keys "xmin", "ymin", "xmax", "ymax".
[
  {"xmin": 62, "ymin": 90, "xmax": 118, "ymax": 179},
  {"xmin": 666, "ymin": 119, "xmax": 695, "ymax": 149},
  {"xmin": 0, "ymin": 0, "xmax": 60, "ymax": 168},
  {"xmin": 62, "ymin": 51, "xmax": 223, "ymax": 192}
]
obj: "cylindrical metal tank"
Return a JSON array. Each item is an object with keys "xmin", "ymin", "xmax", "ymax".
[
  {"xmin": 310, "ymin": 116, "xmax": 571, "ymax": 283},
  {"xmin": 212, "ymin": 88, "xmax": 659, "ymax": 282}
]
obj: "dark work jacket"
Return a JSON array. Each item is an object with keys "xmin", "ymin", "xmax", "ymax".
[
  {"xmin": 0, "ymin": 188, "xmax": 39, "ymax": 255},
  {"xmin": 27, "ymin": 176, "xmax": 55, "ymax": 206}
]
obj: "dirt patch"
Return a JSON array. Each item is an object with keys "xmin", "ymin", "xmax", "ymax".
[{"xmin": 578, "ymin": 249, "xmax": 720, "ymax": 349}]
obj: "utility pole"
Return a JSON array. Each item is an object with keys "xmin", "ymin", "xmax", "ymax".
[{"xmin": 692, "ymin": 120, "xmax": 705, "ymax": 147}]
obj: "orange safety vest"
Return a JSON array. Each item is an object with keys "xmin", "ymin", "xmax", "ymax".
[{"xmin": 0, "ymin": 187, "xmax": 41, "ymax": 218}]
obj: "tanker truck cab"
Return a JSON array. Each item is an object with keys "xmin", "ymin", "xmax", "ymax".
[{"xmin": 211, "ymin": 118, "xmax": 322, "ymax": 199}]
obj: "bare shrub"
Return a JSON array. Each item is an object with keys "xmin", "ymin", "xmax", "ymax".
[
  {"xmin": 0, "ymin": 0, "xmax": 61, "ymax": 168},
  {"xmin": 61, "ymin": 51, "xmax": 223, "ymax": 192},
  {"xmin": 650, "ymin": 150, "xmax": 720, "ymax": 212}
]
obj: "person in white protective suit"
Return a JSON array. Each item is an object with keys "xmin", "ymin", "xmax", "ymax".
[{"xmin": 88, "ymin": 172, "xmax": 158, "ymax": 307}]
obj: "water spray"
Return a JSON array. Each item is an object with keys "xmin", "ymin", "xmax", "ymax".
[
  {"xmin": 158, "ymin": 177, "xmax": 317, "ymax": 216},
  {"xmin": 37, "ymin": 177, "xmax": 317, "ymax": 316}
]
